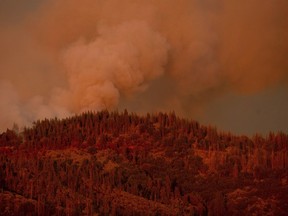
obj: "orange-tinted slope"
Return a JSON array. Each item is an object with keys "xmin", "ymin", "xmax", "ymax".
[{"xmin": 0, "ymin": 111, "xmax": 287, "ymax": 215}]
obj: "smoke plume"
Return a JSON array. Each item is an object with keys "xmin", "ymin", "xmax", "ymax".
[
  {"xmin": 53, "ymin": 21, "xmax": 169, "ymax": 113},
  {"xmin": 0, "ymin": 0, "xmax": 287, "ymax": 132}
]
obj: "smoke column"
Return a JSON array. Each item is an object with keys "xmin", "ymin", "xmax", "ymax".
[{"xmin": 0, "ymin": 0, "xmax": 287, "ymax": 132}]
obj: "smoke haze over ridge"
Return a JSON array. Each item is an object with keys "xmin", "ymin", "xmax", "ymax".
[{"xmin": 0, "ymin": 0, "xmax": 287, "ymax": 134}]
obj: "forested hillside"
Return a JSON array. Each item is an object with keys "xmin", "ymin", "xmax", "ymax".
[{"xmin": 0, "ymin": 110, "xmax": 287, "ymax": 215}]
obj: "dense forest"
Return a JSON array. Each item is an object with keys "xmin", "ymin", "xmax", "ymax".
[{"xmin": 0, "ymin": 110, "xmax": 287, "ymax": 215}]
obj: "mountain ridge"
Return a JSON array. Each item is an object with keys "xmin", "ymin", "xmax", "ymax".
[{"xmin": 0, "ymin": 110, "xmax": 287, "ymax": 215}]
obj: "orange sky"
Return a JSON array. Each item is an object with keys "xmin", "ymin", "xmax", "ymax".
[{"xmin": 0, "ymin": 0, "xmax": 287, "ymax": 135}]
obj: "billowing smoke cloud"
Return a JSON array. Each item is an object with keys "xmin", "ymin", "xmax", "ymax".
[
  {"xmin": 54, "ymin": 21, "xmax": 169, "ymax": 113},
  {"xmin": 0, "ymin": 0, "xmax": 287, "ymax": 132},
  {"xmin": 0, "ymin": 80, "xmax": 69, "ymax": 130}
]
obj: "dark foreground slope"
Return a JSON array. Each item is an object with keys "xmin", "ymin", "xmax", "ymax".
[{"xmin": 0, "ymin": 111, "xmax": 287, "ymax": 215}]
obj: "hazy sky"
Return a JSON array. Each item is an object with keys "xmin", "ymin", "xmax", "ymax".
[{"xmin": 0, "ymin": 0, "xmax": 287, "ymax": 136}]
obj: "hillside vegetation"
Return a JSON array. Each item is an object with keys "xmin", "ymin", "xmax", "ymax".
[{"xmin": 0, "ymin": 110, "xmax": 287, "ymax": 215}]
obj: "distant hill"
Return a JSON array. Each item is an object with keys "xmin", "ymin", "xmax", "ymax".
[{"xmin": 0, "ymin": 110, "xmax": 287, "ymax": 215}]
